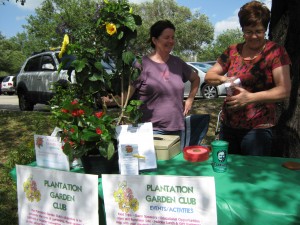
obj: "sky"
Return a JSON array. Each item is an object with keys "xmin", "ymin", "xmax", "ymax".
[{"xmin": 0, "ymin": 0, "xmax": 272, "ymax": 38}]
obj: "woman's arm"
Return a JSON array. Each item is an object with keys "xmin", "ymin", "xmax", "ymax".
[
  {"xmin": 204, "ymin": 62, "xmax": 228, "ymax": 85},
  {"xmin": 184, "ymin": 70, "xmax": 200, "ymax": 115}
]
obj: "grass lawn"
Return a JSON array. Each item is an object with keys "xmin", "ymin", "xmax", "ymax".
[{"xmin": 0, "ymin": 98, "xmax": 223, "ymax": 224}]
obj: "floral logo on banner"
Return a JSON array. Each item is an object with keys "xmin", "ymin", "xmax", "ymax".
[
  {"xmin": 23, "ymin": 175, "xmax": 41, "ymax": 202},
  {"xmin": 35, "ymin": 137, "xmax": 44, "ymax": 149},
  {"xmin": 113, "ymin": 181, "xmax": 139, "ymax": 213}
]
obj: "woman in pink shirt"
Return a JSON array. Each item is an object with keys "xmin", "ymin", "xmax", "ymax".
[{"xmin": 129, "ymin": 20, "xmax": 200, "ymax": 136}]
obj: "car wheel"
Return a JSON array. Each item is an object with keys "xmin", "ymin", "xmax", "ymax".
[
  {"xmin": 18, "ymin": 91, "xmax": 34, "ymax": 111},
  {"xmin": 201, "ymin": 84, "xmax": 219, "ymax": 99}
]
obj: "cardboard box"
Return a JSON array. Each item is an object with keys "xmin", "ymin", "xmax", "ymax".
[{"xmin": 153, "ymin": 134, "xmax": 181, "ymax": 160}]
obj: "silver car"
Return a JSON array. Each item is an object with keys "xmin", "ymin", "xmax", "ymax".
[
  {"xmin": 184, "ymin": 62, "xmax": 226, "ymax": 99},
  {"xmin": 1, "ymin": 75, "xmax": 16, "ymax": 95}
]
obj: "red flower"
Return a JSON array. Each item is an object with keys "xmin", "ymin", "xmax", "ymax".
[
  {"xmin": 71, "ymin": 99, "xmax": 78, "ymax": 105},
  {"xmin": 71, "ymin": 109, "xmax": 79, "ymax": 117},
  {"xmin": 78, "ymin": 109, "xmax": 85, "ymax": 116},
  {"xmin": 95, "ymin": 111, "xmax": 104, "ymax": 118},
  {"xmin": 61, "ymin": 108, "xmax": 69, "ymax": 113},
  {"xmin": 96, "ymin": 128, "xmax": 102, "ymax": 135},
  {"xmin": 70, "ymin": 128, "xmax": 75, "ymax": 133}
]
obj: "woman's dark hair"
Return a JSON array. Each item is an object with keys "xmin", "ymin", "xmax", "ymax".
[
  {"xmin": 149, "ymin": 20, "xmax": 175, "ymax": 49},
  {"xmin": 238, "ymin": 1, "xmax": 270, "ymax": 30}
]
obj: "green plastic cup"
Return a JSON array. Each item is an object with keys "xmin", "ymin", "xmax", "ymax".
[{"xmin": 211, "ymin": 140, "xmax": 229, "ymax": 173}]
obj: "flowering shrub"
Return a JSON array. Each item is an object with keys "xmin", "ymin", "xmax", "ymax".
[
  {"xmin": 51, "ymin": 0, "xmax": 143, "ymax": 162},
  {"xmin": 52, "ymin": 85, "xmax": 116, "ymax": 160}
]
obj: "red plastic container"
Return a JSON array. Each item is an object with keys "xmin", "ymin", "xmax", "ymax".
[{"xmin": 183, "ymin": 145, "xmax": 210, "ymax": 162}]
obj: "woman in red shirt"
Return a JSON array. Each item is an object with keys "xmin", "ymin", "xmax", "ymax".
[{"xmin": 205, "ymin": 1, "xmax": 291, "ymax": 156}]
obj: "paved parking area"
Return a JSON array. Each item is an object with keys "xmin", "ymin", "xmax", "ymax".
[{"xmin": 0, "ymin": 95, "xmax": 50, "ymax": 112}]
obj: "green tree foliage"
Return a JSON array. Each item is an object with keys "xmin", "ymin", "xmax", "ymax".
[
  {"xmin": 1, "ymin": 0, "xmax": 224, "ymax": 74},
  {"xmin": 198, "ymin": 28, "xmax": 243, "ymax": 61},
  {"xmin": 18, "ymin": 0, "xmax": 214, "ymax": 61},
  {"xmin": 23, "ymin": 0, "xmax": 96, "ymax": 51},
  {"xmin": 131, "ymin": 0, "xmax": 214, "ymax": 58},
  {"xmin": 0, "ymin": 33, "xmax": 26, "ymax": 75}
]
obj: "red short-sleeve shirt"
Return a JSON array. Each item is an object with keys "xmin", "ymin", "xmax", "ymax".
[{"xmin": 218, "ymin": 40, "xmax": 291, "ymax": 129}]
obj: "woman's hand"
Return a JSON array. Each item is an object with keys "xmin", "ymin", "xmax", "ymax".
[
  {"xmin": 225, "ymin": 86, "xmax": 250, "ymax": 110},
  {"xmin": 183, "ymin": 98, "xmax": 193, "ymax": 115}
]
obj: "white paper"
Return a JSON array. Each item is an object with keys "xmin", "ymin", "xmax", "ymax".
[
  {"xmin": 119, "ymin": 157, "xmax": 139, "ymax": 175},
  {"xmin": 16, "ymin": 165, "xmax": 99, "ymax": 225},
  {"xmin": 116, "ymin": 122, "xmax": 157, "ymax": 171},
  {"xmin": 102, "ymin": 174, "xmax": 217, "ymax": 225},
  {"xmin": 34, "ymin": 134, "xmax": 70, "ymax": 171},
  {"xmin": 50, "ymin": 127, "xmax": 62, "ymax": 137},
  {"xmin": 118, "ymin": 144, "xmax": 140, "ymax": 175}
]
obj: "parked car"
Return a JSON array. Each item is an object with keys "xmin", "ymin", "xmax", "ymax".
[
  {"xmin": 184, "ymin": 62, "xmax": 226, "ymax": 99},
  {"xmin": 1, "ymin": 75, "xmax": 16, "ymax": 95},
  {"xmin": 0, "ymin": 76, "xmax": 7, "ymax": 95},
  {"xmin": 16, "ymin": 50, "xmax": 115, "ymax": 111},
  {"xmin": 16, "ymin": 50, "xmax": 73, "ymax": 111},
  {"xmin": 200, "ymin": 60, "xmax": 217, "ymax": 66}
]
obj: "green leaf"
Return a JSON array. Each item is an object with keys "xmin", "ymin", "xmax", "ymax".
[
  {"xmin": 125, "ymin": 105, "xmax": 133, "ymax": 112},
  {"xmin": 107, "ymin": 141, "xmax": 115, "ymax": 160},
  {"xmin": 62, "ymin": 142, "xmax": 73, "ymax": 161},
  {"xmin": 117, "ymin": 31, "xmax": 124, "ymax": 40},
  {"xmin": 72, "ymin": 59, "xmax": 87, "ymax": 73},
  {"xmin": 99, "ymin": 147, "xmax": 107, "ymax": 158},
  {"xmin": 122, "ymin": 51, "xmax": 135, "ymax": 65},
  {"xmin": 124, "ymin": 15, "xmax": 137, "ymax": 31},
  {"xmin": 94, "ymin": 61, "xmax": 103, "ymax": 71},
  {"xmin": 81, "ymin": 130, "xmax": 100, "ymax": 142},
  {"xmin": 131, "ymin": 68, "xmax": 141, "ymax": 81},
  {"xmin": 89, "ymin": 73, "xmax": 104, "ymax": 82}
]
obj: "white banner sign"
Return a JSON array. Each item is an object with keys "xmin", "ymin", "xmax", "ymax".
[
  {"xmin": 16, "ymin": 165, "xmax": 99, "ymax": 225},
  {"xmin": 102, "ymin": 174, "xmax": 217, "ymax": 225}
]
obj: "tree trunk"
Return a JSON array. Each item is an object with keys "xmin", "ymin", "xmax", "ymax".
[{"xmin": 269, "ymin": 0, "xmax": 300, "ymax": 158}]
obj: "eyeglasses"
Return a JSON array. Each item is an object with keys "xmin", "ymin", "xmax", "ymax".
[{"xmin": 243, "ymin": 30, "xmax": 265, "ymax": 37}]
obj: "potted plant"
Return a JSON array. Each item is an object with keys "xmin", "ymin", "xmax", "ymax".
[{"xmin": 50, "ymin": 0, "xmax": 143, "ymax": 174}]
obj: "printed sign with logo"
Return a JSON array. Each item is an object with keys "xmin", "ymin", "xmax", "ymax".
[
  {"xmin": 16, "ymin": 165, "xmax": 99, "ymax": 225},
  {"xmin": 102, "ymin": 174, "xmax": 217, "ymax": 225}
]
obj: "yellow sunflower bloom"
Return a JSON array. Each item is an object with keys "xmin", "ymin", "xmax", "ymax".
[
  {"xmin": 58, "ymin": 34, "xmax": 69, "ymax": 58},
  {"xmin": 106, "ymin": 22, "xmax": 117, "ymax": 36}
]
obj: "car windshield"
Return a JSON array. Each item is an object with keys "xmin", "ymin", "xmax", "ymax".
[
  {"xmin": 190, "ymin": 63, "xmax": 212, "ymax": 72},
  {"xmin": 56, "ymin": 53, "xmax": 115, "ymax": 71},
  {"xmin": 2, "ymin": 76, "xmax": 10, "ymax": 82}
]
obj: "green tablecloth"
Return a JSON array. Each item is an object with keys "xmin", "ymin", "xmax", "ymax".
[
  {"xmin": 144, "ymin": 153, "xmax": 300, "ymax": 225},
  {"xmin": 97, "ymin": 153, "xmax": 300, "ymax": 225},
  {"xmin": 11, "ymin": 154, "xmax": 300, "ymax": 225}
]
